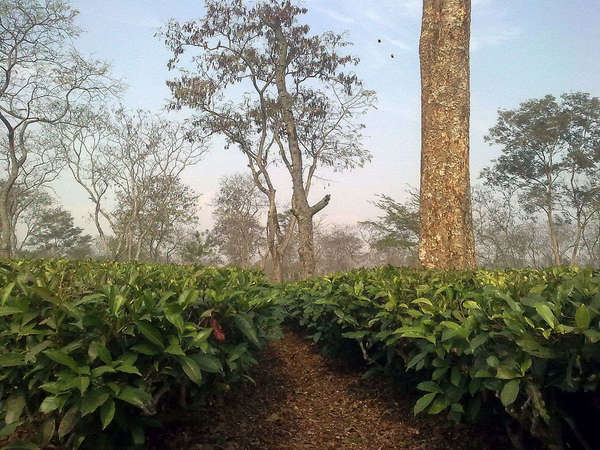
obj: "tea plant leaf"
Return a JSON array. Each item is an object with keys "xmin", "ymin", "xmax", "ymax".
[
  {"xmin": 534, "ymin": 304, "xmax": 555, "ymax": 329},
  {"xmin": 117, "ymin": 387, "xmax": 151, "ymax": 409},
  {"xmin": 81, "ymin": 389, "xmax": 110, "ymax": 416},
  {"xmin": 413, "ymin": 392, "xmax": 436, "ymax": 415},
  {"xmin": 500, "ymin": 379, "xmax": 520, "ymax": 406},
  {"xmin": 180, "ymin": 356, "xmax": 203, "ymax": 385},
  {"xmin": 135, "ymin": 321, "xmax": 165, "ymax": 350},
  {"xmin": 58, "ymin": 406, "xmax": 79, "ymax": 439},
  {"xmin": 575, "ymin": 304, "xmax": 591, "ymax": 329},
  {"xmin": 234, "ymin": 314, "xmax": 259, "ymax": 346},
  {"xmin": 43, "ymin": 349, "xmax": 79, "ymax": 372},
  {"xmin": 5, "ymin": 394, "xmax": 25, "ymax": 424},
  {"xmin": 40, "ymin": 418, "xmax": 55, "ymax": 446},
  {"xmin": 100, "ymin": 400, "xmax": 115, "ymax": 430}
]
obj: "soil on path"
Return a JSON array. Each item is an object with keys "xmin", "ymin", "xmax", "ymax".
[{"xmin": 151, "ymin": 328, "xmax": 509, "ymax": 449}]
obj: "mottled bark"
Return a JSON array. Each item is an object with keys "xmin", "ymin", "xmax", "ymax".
[{"xmin": 418, "ymin": 0, "xmax": 476, "ymax": 269}]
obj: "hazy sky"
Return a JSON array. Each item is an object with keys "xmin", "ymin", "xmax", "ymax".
[{"xmin": 59, "ymin": 0, "xmax": 600, "ymax": 232}]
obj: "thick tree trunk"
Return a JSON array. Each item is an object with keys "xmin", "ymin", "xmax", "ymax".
[
  {"xmin": 296, "ymin": 213, "xmax": 315, "ymax": 279},
  {"xmin": 418, "ymin": 0, "xmax": 476, "ymax": 269}
]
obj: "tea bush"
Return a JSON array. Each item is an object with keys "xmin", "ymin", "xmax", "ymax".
[
  {"xmin": 0, "ymin": 259, "xmax": 283, "ymax": 448},
  {"xmin": 282, "ymin": 266, "xmax": 600, "ymax": 449}
]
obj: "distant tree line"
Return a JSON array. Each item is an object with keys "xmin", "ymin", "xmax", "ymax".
[{"xmin": 2, "ymin": 0, "xmax": 599, "ymax": 279}]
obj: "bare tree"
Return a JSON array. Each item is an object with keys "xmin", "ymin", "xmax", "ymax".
[
  {"xmin": 59, "ymin": 107, "xmax": 207, "ymax": 260},
  {"xmin": 315, "ymin": 225, "xmax": 364, "ymax": 275},
  {"xmin": 212, "ymin": 173, "xmax": 264, "ymax": 268},
  {"xmin": 56, "ymin": 106, "xmax": 115, "ymax": 253},
  {"xmin": 162, "ymin": 0, "xmax": 375, "ymax": 279},
  {"xmin": 418, "ymin": 0, "xmax": 476, "ymax": 269},
  {"xmin": 0, "ymin": 0, "xmax": 118, "ymax": 257},
  {"xmin": 113, "ymin": 174, "xmax": 200, "ymax": 262},
  {"xmin": 107, "ymin": 108, "xmax": 206, "ymax": 260}
]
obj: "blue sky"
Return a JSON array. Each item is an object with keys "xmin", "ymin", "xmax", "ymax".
[{"xmin": 60, "ymin": 0, "xmax": 600, "ymax": 231}]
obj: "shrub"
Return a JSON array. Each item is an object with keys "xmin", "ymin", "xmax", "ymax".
[
  {"xmin": 0, "ymin": 259, "xmax": 283, "ymax": 448},
  {"xmin": 283, "ymin": 266, "xmax": 600, "ymax": 449}
]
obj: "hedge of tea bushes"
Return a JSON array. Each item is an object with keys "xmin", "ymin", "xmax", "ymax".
[
  {"xmin": 0, "ymin": 259, "xmax": 284, "ymax": 449},
  {"xmin": 282, "ymin": 266, "xmax": 600, "ymax": 449}
]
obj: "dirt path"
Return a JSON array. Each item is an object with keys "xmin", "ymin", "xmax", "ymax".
[{"xmin": 151, "ymin": 329, "xmax": 509, "ymax": 449}]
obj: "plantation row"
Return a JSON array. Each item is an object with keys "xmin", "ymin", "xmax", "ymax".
[
  {"xmin": 0, "ymin": 261, "xmax": 599, "ymax": 449},
  {"xmin": 0, "ymin": 260, "xmax": 283, "ymax": 448},
  {"xmin": 282, "ymin": 266, "xmax": 600, "ymax": 449}
]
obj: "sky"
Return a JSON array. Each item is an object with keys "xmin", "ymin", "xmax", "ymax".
[{"xmin": 58, "ymin": 0, "xmax": 600, "ymax": 233}]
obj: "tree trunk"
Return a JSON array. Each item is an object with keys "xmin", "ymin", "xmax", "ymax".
[
  {"xmin": 273, "ymin": 25, "xmax": 330, "ymax": 279},
  {"xmin": 546, "ymin": 209, "xmax": 562, "ymax": 266},
  {"xmin": 571, "ymin": 214, "xmax": 583, "ymax": 265},
  {"xmin": 418, "ymin": 0, "xmax": 476, "ymax": 270},
  {"xmin": 0, "ymin": 194, "xmax": 12, "ymax": 258},
  {"xmin": 296, "ymin": 212, "xmax": 315, "ymax": 279}
]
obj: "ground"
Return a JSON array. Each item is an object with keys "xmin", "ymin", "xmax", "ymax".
[{"xmin": 150, "ymin": 328, "xmax": 510, "ymax": 449}]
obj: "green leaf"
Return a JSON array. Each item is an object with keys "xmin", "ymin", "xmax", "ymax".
[
  {"xmin": 234, "ymin": 314, "xmax": 259, "ymax": 346},
  {"xmin": 0, "ymin": 353, "xmax": 26, "ymax": 367},
  {"xmin": 131, "ymin": 343, "xmax": 160, "ymax": 356},
  {"xmin": 81, "ymin": 389, "xmax": 109, "ymax": 416},
  {"xmin": 135, "ymin": 321, "xmax": 165, "ymax": 350},
  {"xmin": 6, "ymin": 394, "xmax": 26, "ymax": 424},
  {"xmin": 417, "ymin": 381, "xmax": 443, "ymax": 393},
  {"xmin": 341, "ymin": 330, "xmax": 369, "ymax": 339},
  {"xmin": 413, "ymin": 392, "xmax": 436, "ymax": 415},
  {"xmin": 165, "ymin": 305, "xmax": 185, "ymax": 334},
  {"xmin": 1, "ymin": 282, "xmax": 15, "ymax": 305},
  {"xmin": 100, "ymin": 400, "xmax": 115, "ymax": 430},
  {"xmin": 115, "ymin": 365, "xmax": 142, "ymax": 376},
  {"xmin": 575, "ymin": 304, "xmax": 591, "ymax": 329},
  {"xmin": 165, "ymin": 343, "xmax": 185, "ymax": 356},
  {"xmin": 116, "ymin": 387, "xmax": 151, "ymax": 409},
  {"xmin": 192, "ymin": 328, "xmax": 213, "ymax": 344},
  {"xmin": 111, "ymin": 294, "xmax": 126, "ymax": 316},
  {"xmin": 584, "ymin": 329, "xmax": 600, "ymax": 343},
  {"xmin": 77, "ymin": 377, "xmax": 90, "ymax": 394},
  {"xmin": 1, "ymin": 442, "xmax": 40, "ymax": 450},
  {"xmin": 535, "ymin": 304, "xmax": 555, "ymax": 328},
  {"xmin": 58, "ymin": 406, "xmax": 79, "ymax": 439},
  {"xmin": 43, "ymin": 349, "xmax": 79, "ymax": 372},
  {"xmin": 40, "ymin": 418, "xmax": 55, "ymax": 446},
  {"xmin": 0, "ymin": 306, "xmax": 25, "ymax": 316},
  {"xmin": 180, "ymin": 356, "xmax": 203, "ymax": 385},
  {"xmin": 191, "ymin": 354, "xmax": 223, "ymax": 374},
  {"xmin": 88, "ymin": 342, "xmax": 112, "ymax": 364},
  {"xmin": 0, "ymin": 423, "xmax": 18, "ymax": 438},
  {"xmin": 463, "ymin": 301, "xmax": 481, "ymax": 310},
  {"xmin": 40, "ymin": 396, "xmax": 61, "ymax": 413},
  {"xmin": 428, "ymin": 397, "xmax": 450, "ymax": 414},
  {"xmin": 451, "ymin": 366, "xmax": 462, "ymax": 387},
  {"xmin": 91, "ymin": 365, "xmax": 116, "ymax": 377},
  {"xmin": 500, "ymin": 379, "xmax": 520, "ymax": 406}
]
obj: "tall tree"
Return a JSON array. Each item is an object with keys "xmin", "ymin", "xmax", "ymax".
[
  {"xmin": 0, "ymin": 0, "xmax": 117, "ymax": 257},
  {"xmin": 24, "ymin": 204, "xmax": 92, "ymax": 258},
  {"xmin": 482, "ymin": 93, "xmax": 600, "ymax": 266},
  {"xmin": 418, "ymin": 0, "xmax": 476, "ymax": 269},
  {"xmin": 59, "ymin": 107, "xmax": 207, "ymax": 260},
  {"xmin": 162, "ymin": 0, "xmax": 374, "ymax": 279},
  {"xmin": 212, "ymin": 173, "xmax": 265, "ymax": 269}
]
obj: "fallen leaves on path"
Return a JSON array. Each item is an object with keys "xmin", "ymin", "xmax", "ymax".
[{"xmin": 150, "ymin": 328, "xmax": 509, "ymax": 449}]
